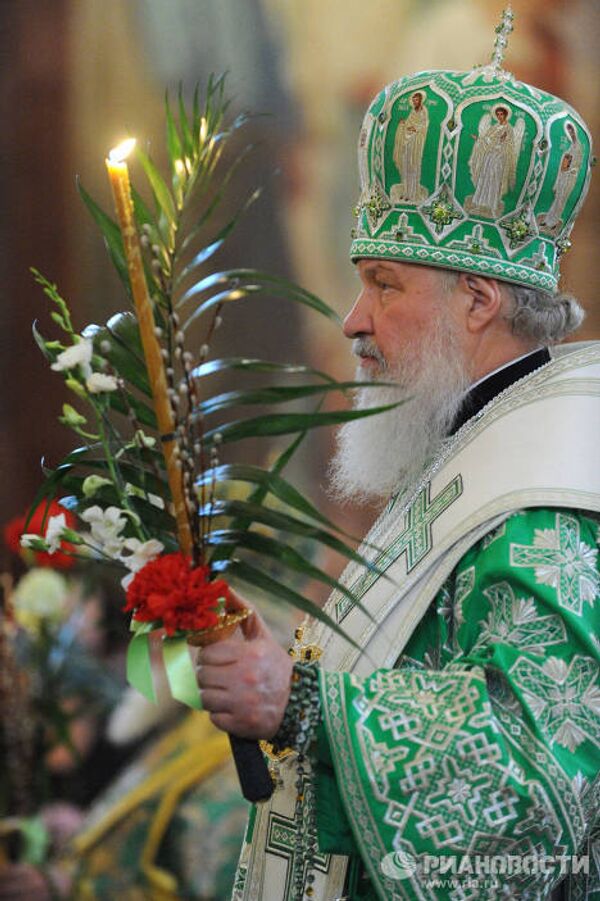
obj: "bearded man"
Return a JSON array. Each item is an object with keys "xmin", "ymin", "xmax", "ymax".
[{"xmin": 197, "ymin": 14, "xmax": 599, "ymax": 901}]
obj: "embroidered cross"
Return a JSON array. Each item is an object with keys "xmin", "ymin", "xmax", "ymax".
[
  {"xmin": 265, "ymin": 808, "xmax": 328, "ymax": 899},
  {"xmin": 509, "ymin": 512, "xmax": 599, "ymax": 616},
  {"xmin": 397, "ymin": 477, "xmax": 464, "ymax": 570},
  {"xmin": 338, "ymin": 475, "xmax": 463, "ymax": 622}
]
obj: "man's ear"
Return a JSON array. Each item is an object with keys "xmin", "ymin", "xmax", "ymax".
[{"xmin": 460, "ymin": 274, "xmax": 503, "ymax": 333}]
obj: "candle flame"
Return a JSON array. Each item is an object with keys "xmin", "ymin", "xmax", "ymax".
[{"xmin": 109, "ymin": 138, "xmax": 137, "ymax": 163}]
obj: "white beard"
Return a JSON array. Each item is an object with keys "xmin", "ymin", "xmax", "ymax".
[{"xmin": 328, "ymin": 315, "xmax": 470, "ymax": 506}]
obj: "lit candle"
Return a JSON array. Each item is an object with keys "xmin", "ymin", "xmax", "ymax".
[{"xmin": 106, "ymin": 139, "xmax": 192, "ymax": 555}]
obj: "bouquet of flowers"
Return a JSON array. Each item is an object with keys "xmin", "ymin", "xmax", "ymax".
[
  {"xmin": 1, "ymin": 505, "xmax": 121, "ymax": 869},
  {"xmin": 23, "ymin": 78, "xmax": 392, "ymax": 796}
]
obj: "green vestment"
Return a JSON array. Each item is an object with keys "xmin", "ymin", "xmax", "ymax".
[
  {"xmin": 319, "ymin": 507, "xmax": 599, "ymax": 899},
  {"xmin": 234, "ymin": 343, "xmax": 600, "ymax": 901}
]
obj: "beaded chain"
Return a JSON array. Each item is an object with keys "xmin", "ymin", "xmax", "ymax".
[
  {"xmin": 271, "ymin": 662, "xmax": 321, "ymax": 755},
  {"xmin": 271, "ymin": 662, "xmax": 322, "ymax": 900}
]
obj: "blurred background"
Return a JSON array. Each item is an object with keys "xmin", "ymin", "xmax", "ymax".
[{"xmin": 0, "ymin": 0, "xmax": 598, "ymax": 527}]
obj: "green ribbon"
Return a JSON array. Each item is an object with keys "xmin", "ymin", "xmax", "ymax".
[
  {"xmin": 126, "ymin": 618, "xmax": 202, "ymax": 709},
  {"xmin": 17, "ymin": 816, "xmax": 50, "ymax": 866},
  {"xmin": 126, "ymin": 631, "xmax": 157, "ymax": 703},
  {"xmin": 162, "ymin": 637, "xmax": 203, "ymax": 709}
]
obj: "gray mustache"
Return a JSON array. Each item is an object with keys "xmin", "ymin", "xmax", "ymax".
[{"xmin": 352, "ymin": 338, "xmax": 386, "ymax": 365}]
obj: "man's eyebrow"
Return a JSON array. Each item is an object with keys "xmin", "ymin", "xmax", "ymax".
[
  {"xmin": 367, "ymin": 262, "xmax": 402, "ymax": 279},
  {"xmin": 360, "ymin": 261, "xmax": 393, "ymax": 273}
]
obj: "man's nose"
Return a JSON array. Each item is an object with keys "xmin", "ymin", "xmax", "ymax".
[{"xmin": 343, "ymin": 290, "xmax": 373, "ymax": 339}]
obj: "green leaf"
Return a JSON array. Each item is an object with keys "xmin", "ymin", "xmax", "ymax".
[
  {"xmin": 198, "ymin": 463, "xmax": 328, "ymax": 524},
  {"xmin": 191, "ymin": 357, "xmax": 336, "ymax": 384},
  {"xmin": 201, "ymin": 403, "xmax": 400, "ymax": 444},
  {"xmin": 174, "ymin": 186, "xmax": 262, "ymax": 289},
  {"xmin": 193, "ymin": 381, "xmax": 389, "ymax": 417},
  {"xmin": 176, "ymin": 236, "xmax": 224, "ymax": 282},
  {"xmin": 25, "ymin": 467, "xmax": 74, "ymax": 530},
  {"xmin": 269, "ymin": 422, "xmax": 311, "ymax": 475},
  {"xmin": 206, "ymin": 423, "xmax": 317, "ymax": 570},
  {"xmin": 211, "ymin": 557, "xmax": 360, "ymax": 650},
  {"xmin": 131, "ymin": 186, "xmax": 156, "ymax": 230},
  {"xmin": 76, "ymin": 179, "xmax": 131, "ymax": 295},
  {"xmin": 82, "ymin": 312, "xmax": 151, "ymax": 397},
  {"xmin": 178, "ymin": 84, "xmax": 194, "ymax": 159},
  {"xmin": 127, "ymin": 496, "xmax": 176, "ymax": 540},
  {"xmin": 178, "ymin": 143, "xmax": 256, "ymax": 256},
  {"xmin": 181, "ymin": 284, "xmax": 261, "ymax": 332},
  {"xmin": 204, "ymin": 72, "xmax": 229, "ymax": 135},
  {"xmin": 107, "ymin": 390, "xmax": 157, "ymax": 430},
  {"xmin": 165, "ymin": 92, "xmax": 183, "ymax": 168},
  {"xmin": 136, "ymin": 145, "xmax": 177, "ymax": 229},
  {"xmin": 176, "ymin": 269, "xmax": 341, "ymax": 324},
  {"xmin": 32, "ymin": 321, "xmax": 55, "ymax": 362},
  {"xmin": 203, "ymin": 498, "xmax": 384, "ymax": 577},
  {"xmin": 207, "ymin": 529, "xmax": 369, "ymax": 615},
  {"xmin": 34, "ymin": 446, "xmax": 168, "ymax": 518},
  {"xmin": 197, "ymin": 463, "xmax": 366, "ymax": 544},
  {"xmin": 191, "ymin": 84, "xmax": 201, "ymax": 151}
]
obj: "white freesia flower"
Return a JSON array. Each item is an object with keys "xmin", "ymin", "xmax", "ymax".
[
  {"xmin": 86, "ymin": 372, "xmax": 119, "ymax": 394},
  {"xmin": 121, "ymin": 537, "xmax": 164, "ymax": 573},
  {"xmin": 20, "ymin": 534, "xmax": 47, "ymax": 550},
  {"xmin": 80, "ymin": 505, "xmax": 128, "ymax": 558},
  {"xmin": 12, "ymin": 569, "xmax": 71, "ymax": 634},
  {"xmin": 51, "ymin": 339, "xmax": 93, "ymax": 378},
  {"xmin": 45, "ymin": 513, "xmax": 68, "ymax": 554}
]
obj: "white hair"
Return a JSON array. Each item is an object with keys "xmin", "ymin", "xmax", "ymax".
[
  {"xmin": 437, "ymin": 269, "xmax": 585, "ymax": 344},
  {"xmin": 504, "ymin": 283, "xmax": 585, "ymax": 344}
]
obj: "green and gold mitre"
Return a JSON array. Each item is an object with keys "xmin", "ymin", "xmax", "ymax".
[{"xmin": 350, "ymin": 7, "xmax": 594, "ymax": 293}]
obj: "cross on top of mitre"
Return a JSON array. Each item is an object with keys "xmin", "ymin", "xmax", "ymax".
[{"xmin": 491, "ymin": 5, "xmax": 515, "ymax": 70}]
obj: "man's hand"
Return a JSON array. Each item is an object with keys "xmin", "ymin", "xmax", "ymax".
[{"xmin": 196, "ymin": 594, "xmax": 294, "ymax": 740}]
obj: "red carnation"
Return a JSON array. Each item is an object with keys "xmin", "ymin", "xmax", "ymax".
[
  {"xmin": 124, "ymin": 553, "xmax": 229, "ymax": 635},
  {"xmin": 3, "ymin": 500, "xmax": 77, "ymax": 570}
]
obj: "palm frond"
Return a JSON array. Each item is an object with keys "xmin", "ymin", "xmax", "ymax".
[{"xmin": 31, "ymin": 76, "xmax": 400, "ymax": 652}]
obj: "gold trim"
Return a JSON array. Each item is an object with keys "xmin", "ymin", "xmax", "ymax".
[
  {"xmin": 186, "ymin": 608, "xmax": 251, "ymax": 647},
  {"xmin": 71, "ymin": 713, "xmax": 228, "ymax": 854},
  {"xmin": 139, "ymin": 732, "xmax": 232, "ymax": 895}
]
